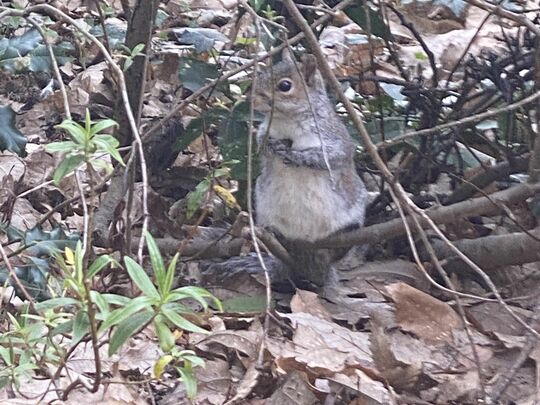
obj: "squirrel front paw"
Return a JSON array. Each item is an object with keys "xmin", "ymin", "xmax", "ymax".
[
  {"xmin": 267, "ymin": 138, "xmax": 297, "ymax": 165},
  {"xmin": 267, "ymin": 138, "xmax": 290, "ymax": 152}
]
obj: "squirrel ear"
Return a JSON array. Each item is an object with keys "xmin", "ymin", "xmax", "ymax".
[
  {"xmin": 281, "ymin": 47, "xmax": 295, "ymax": 64},
  {"xmin": 301, "ymin": 54, "xmax": 324, "ymax": 88}
]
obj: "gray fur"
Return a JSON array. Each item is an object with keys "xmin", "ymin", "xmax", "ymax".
[{"xmin": 253, "ymin": 51, "xmax": 368, "ymax": 286}]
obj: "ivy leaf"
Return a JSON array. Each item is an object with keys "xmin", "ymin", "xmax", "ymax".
[
  {"xmin": 177, "ymin": 107, "xmax": 229, "ymax": 151},
  {"xmin": 0, "ymin": 29, "xmax": 41, "ymax": 58},
  {"xmin": 0, "ymin": 105, "xmax": 26, "ymax": 156},
  {"xmin": 344, "ymin": 5, "xmax": 392, "ymax": 40},
  {"xmin": 433, "ymin": 0, "xmax": 466, "ymax": 17},
  {"xmin": 218, "ymin": 101, "xmax": 253, "ymax": 180},
  {"xmin": 173, "ymin": 28, "xmax": 230, "ymax": 53},
  {"xmin": 179, "ymin": 57, "xmax": 227, "ymax": 95},
  {"xmin": 23, "ymin": 226, "xmax": 79, "ymax": 257}
]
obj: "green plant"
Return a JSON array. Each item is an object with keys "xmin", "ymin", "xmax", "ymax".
[
  {"xmin": 1, "ymin": 232, "xmax": 219, "ymax": 398},
  {"xmin": 100, "ymin": 231, "xmax": 221, "ymax": 353},
  {"xmin": 118, "ymin": 42, "xmax": 145, "ymax": 71},
  {"xmin": 45, "ymin": 109, "xmax": 124, "ymax": 183},
  {"xmin": 154, "ymin": 348, "xmax": 206, "ymax": 398},
  {"xmin": 185, "ymin": 161, "xmax": 240, "ymax": 218},
  {"xmin": 0, "ymin": 312, "xmax": 42, "ymax": 390}
]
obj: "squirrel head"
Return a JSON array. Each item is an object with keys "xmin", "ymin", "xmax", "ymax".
[{"xmin": 253, "ymin": 49, "xmax": 326, "ymax": 116}]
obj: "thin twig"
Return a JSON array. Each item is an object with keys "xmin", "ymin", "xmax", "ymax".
[
  {"xmin": 0, "ymin": 242, "xmax": 36, "ymax": 312},
  {"xmin": 376, "ymin": 88, "xmax": 540, "ymax": 149},
  {"xmin": 245, "ymin": 10, "xmax": 273, "ymax": 370},
  {"xmin": 465, "ymin": 0, "xmax": 540, "ymax": 36},
  {"xmin": 25, "ymin": 15, "xmax": 71, "ymax": 119}
]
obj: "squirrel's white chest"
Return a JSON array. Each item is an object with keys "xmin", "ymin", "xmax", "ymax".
[{"xmin": 255, "ymin": 160, "xmax": 357, "ymax": 242}]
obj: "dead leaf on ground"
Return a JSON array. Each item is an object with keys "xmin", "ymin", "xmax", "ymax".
[
  {"xmin": 386, "ymin": 282, "xmax": 463, "ymax": 344},
  {"xmin": 290, "ymin": 289, "xmax": 332, "ymax": 321},
  {"xmin": 267, "ymin": 371, "xmax": 318, "ymax": 405},
  {"xmin": 327, "ymin": 370, "xmax": 391, "ymax": 404},
  {"xmin": 267, "ymin": 312, "xmax": 374, "ymax": 377}
]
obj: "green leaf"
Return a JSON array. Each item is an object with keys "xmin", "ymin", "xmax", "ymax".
[
  {"xmin": 87, "ymin": 254, "xmax": 116, "ymax": 278},
  {"xmin": 176, "ymin": 366, "xmax": 198, "ymax": 399},
  {"xmin": 91, "ymin": 291, "xmax": 110, "ymax": 316},
  {"xmin": 123, "ymin": 256, "xmax": 160, "ymax": 299},
  {"xmin": 154, "ymin": 317, "xmax": 175, "ymax": 352},
  {"xmin": 144, "ymin": 231, "xmax": 166, "ymax": 291},
  {"xmin": 109, "ymin": 310, "xmax": 154, "ymax": 355},
  {"xmin": 92, "ymin": 136, "xmax": 124, "ymax": 165},
  {"xmin": 89, "ymin": 22, "xmax": 126, "ymax": 50},
  {"xmin": 221, "ymin": 295, "xmax": 269, "ymax": 313},
  {"xmin": 98, "ymin": 295, "xmax": 153, "ymax": 333},
  {"xmin": 344, "ymin": 5, "xmax": 392, "ymax": 40},
  {"xmin": 0, "ymin": 347, "xmax": 12, "ymax": 364},
  {"xmin": 179, "ymin": 57, "xmax": 226, "ymax": 95},
  {"xmin": 163, "ymin": 253, "xmax": 179, "ymax": 298},
  {"xmin": 53, "ymin": 153, "xmax": 85, "ymax": 184},
  {"xmin": 100, "ymin": 293, "xmax": 131, "ymax": 306},
  {"xmin": 182, "ymin": 354, "xmax": 205, "ymax": 368},
  {"xmin": 35, "ymin": 297, "xmax": 79, "ymax": 311},
  {"xmin": 71, "ymin": 310, "xmax": 90, "ymax": 346},
  {"xmin": 45, "ymin": 140, "xmax": 78, "ymax": 153},
  {"xmin": 218, "ymin": 101, "xmax": 252, "ymax": 180},
  {"xmin": 89, "ymin": 119, "xmax": 118, "ymax": 137},
  {"xmin": 4, "ymin": 29, "xmax": 41, "ymax": 55},
  {"xmin": 51, "ymin": 320, "xmax": 73, "ymax": 336},
  {"xmin": 27, "ymin": 48, "xmax": 73, "ymax": 72},
  {"xmin": 0, "ymin": 377, "xmax": 9, "ymax": 390},
  {"xmin": 56, "ymin": 120, "xmax": 86, "ymax": 144},
  {"xmin": 123, "ymin": 57, "xmax": 134, "ymax": 72},
  {"xmin": 161, "ymin": 307, "xmax": 208, "ymax": 334},
  {"xmin": 171, "ymin": 286, "xmax": 221, "ymax": 311},
  {"xmin": 22, "ymin": 226, "xmax": 79, "ymax": 257},
  {"xmin": 131, "ymin": 43, "xmax": 146, "ymax": 55},
  {"xmin": 186, "ymin": 179, "xmax": 210, "ymax": 219},
  {"xmin": 154, "ymin": 355, "xmax": 173, "ymax": 378},
  {"xmin": 0, "ymin": 105, "xmax": 27, "ymax": 156},
  {"xmin": 177, "ymin": 106, "xmax": 229, "ymax": 151}
]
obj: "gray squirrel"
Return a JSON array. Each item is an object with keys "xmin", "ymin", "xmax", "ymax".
[{"xmin": 253, "ymin": 49, "xmax": 368, "ymax": 287}]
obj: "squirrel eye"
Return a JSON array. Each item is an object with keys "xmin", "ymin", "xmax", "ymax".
[{"xmin": 277, "ymin": 79, "xmax": 293, "ymax": 92}]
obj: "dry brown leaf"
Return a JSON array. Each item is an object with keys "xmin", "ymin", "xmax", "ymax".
[
  {"xmin": 267, "ymin": 313, "xmax": 374, "ymax": 376},
  {"xmin": 0, "ymin": 152, "xmax": 25, "ymax": 184},
  {"xmin": 192, "ymin": 330, "xmax": 259, "ymax": 359},
  {"xmin": 328, "ymin": 370, "xmax": 391, "ymax": 404},
  {"xmin": 370, "ymin": 320, "xmax": 424, "ymax": 391},
  {"xmin": 224, "ymin": 361, "xmax": 260, "ymax": 405},
  {"xmin": 386, "ymin": 282, "xmax": 462, "ymax": 344},
  {"xmin": 290, "ymin": 289, "xmax": 332, "ymax": 321},
  {"xmin": 23, "ymin": 148, "xmax": 55, "ymax": 189},
  {"xmin": 467, "ymin": 302, "xmax": 531, "ymax": 336},
  {"xmin": 10, "ymin": 198, "xmax": 41, "ymax": 230},
  {"xmin": 267, "ymin": 371, "xmax": 318, "ymax": 405}
]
